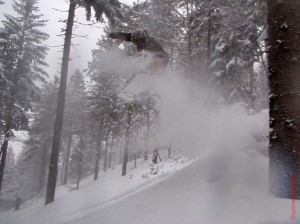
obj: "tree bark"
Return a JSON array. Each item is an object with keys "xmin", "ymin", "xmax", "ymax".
[
  {"xmin": 103, "ymin": 138, "xmax": 108, "ymax": 172},
  {"xmin": 37, "ymin": 144, "xmax": 48, "ymax": 192},
  {"xmin": 76, "ymin": 89, "xmax": 86, "ymax": 190},
  {"xmin": 94, "ymin": 118, "xmax": 103, "ymax": 180},
  {"xmin": 94, "ymin": 140, "xmax": 101, "ymax": 180},
  {"xmin": 45, "ymin": 1, "xmax": 76, "ymax": 205},
  {"xmin": 145, "ymin": 98, "xmax": 151, "ymax": 153},
  {"xmin": 0, "ymin": 138, "xmax": 8, "ymax": 195},
  {"xmin": 63, "ymin": 132, "xmax": 72, "ymax": 185},
  {"xmin": 76, "ymin": 148, "xmax": 82, "ymax": 190},
  {"xmin": 168, "ymin": 145, "xmax": 172, "ymax": 158},
  {"xmin": 249, "ymin": 60, "xmax": 255, "ymax": 109},
  {"xmin": 186, "ymin": 2, "xmax": 193, "ymax": 67},
  {"xmin": 119, "ymin": 141, "xmax": 123, "ymax": 165},
  {"xmin": 108, "ymin": 137, "xmax": 114, "ymax": 169},
  {"xmin": 122, "ymin": 104, "xmax": 132, "ymax": 176},
  {"xmin": 268, "ymin": 0, "xmax": 300, "ymax": 198},
  {"xmin": 206, "ymin": 8, "xmax": 212, "ymax": 70}
]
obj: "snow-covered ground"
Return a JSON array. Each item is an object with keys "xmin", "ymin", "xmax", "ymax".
[
  {"xmin": 70, "ymin": 152, "xmax": 299, "ymax": 224},
  {"xmin": 0, "ymin": 153, "xmax": 192, "ymax": 224},
  {"xmin": 0, "ymin": 145, "xmax": 298, "ymax": 224},
  {"xmin": 9, "ymin": 130, "xmax": 29, "ymax": 159}
]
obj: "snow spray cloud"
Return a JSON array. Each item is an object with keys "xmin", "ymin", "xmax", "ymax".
[
  {"xmin": 151, "ymin": 69, "xmax": 272, "ymax": 215},
  {"xmin": 95, "ymin": 49, "xmax": 268, "ymax": 157},
  {"xmin": 93, "ymin": 50, "xmax": 274, "ymax": 215},
  {"xmin": 151, "ymin": 71, "xmax": 269, "ymax": 158},
  {"xmin": 94, "ymin": 48, "xmax": 150, "ymax": 80}
]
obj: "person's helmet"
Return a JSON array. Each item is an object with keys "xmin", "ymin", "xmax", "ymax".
[{"xmin": 131, "ymin": 29, "xmax": 145, "ymax": 43}]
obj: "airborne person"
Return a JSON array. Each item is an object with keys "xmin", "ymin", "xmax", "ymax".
[
  {"xmin": 109, "ymin": 29, "xmax": 169, "ymax": 72},
  {"xmin": 109, "ymin": 29, "xmax": 169, "ymax": 102}
]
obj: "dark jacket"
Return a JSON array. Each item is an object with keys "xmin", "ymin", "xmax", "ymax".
[
  {"xmin": 109, "ymin": 30, "xmax": 167, "ymax": 54},
  {"xmin": 152, "ymin": 151, "xmax": 161, "ymax": 164}
]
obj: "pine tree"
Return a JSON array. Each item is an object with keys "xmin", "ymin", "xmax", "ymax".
[
  {"xmin": 45, "ymin": 0, "xmax": 76, "ymax": 205},
  {"xmin": 10, "ymin": 78, "xmax": 59, "ymax": 200},
  {"xmin": 45, "ymin": 0, "xmax": 126, "ymax": 205},
  {"xmin": 86, "ymin": 36, "xmax": 123, "ymax": 179},
  {"xmin": 30, "ymin": 78, "xmax": 58, "ymax": 193},
  {"xmin": 65, "ymin": 69, "xmax": 87, "ymax": 189},
  {"xmin": 208, "ymin": 0, "xmax": 266, "ymax": 105},
  {"xmin": 0, "ymin": 0, "xmax": 49, "ymax": 195},
  {"xmin": 78, "ymin": 0, "xmax": 124, "ymax": 27}
]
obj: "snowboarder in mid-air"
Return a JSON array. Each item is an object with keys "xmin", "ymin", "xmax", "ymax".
[
  {"xmin": 109, "ymin": 29, "xmax": 169, "ymax": 102},
  {"xmin": 109, "ymin": 29, "xmax": 169, "ymax": 72},
  {"xmin": 109, "ymin": 29, "xmax": 168, "ymax": 57}
]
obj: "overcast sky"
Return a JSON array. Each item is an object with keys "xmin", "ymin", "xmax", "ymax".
[{"xmin": 0, "ymin": 0, "xmax": 136, "ymax": 79}]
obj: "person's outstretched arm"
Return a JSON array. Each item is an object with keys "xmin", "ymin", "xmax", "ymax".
[{"xmin": 109, "ymin": 32, "xmax": 132, "ymax": 42}]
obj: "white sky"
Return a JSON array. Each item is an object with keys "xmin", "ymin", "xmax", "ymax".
[{"xmin": 0, "ymin": 0, "xmax": 136, "ymax": 79}]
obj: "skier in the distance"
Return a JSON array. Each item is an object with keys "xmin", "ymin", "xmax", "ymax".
[
  {"xmin": 152, "ymin": 148, "xmax": 162, "ymax": 164},
  {"xmin": 109, "ymin": 29, "xmax": 169, "ymax": 102},
  {"xmin": 150, "ymin": 148, "xmax": 162, "ymax": 175}
]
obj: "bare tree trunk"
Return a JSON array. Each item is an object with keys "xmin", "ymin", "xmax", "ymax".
[
  {"xmin": 76, "ymin": 149, "xmax": 82, "ymax": 190},
  {"xmin": 33, "ymin": 158, "xmax": 39, "ymax": 192},
  {"xmin": 59, "ymin": 143, "xmax": 66, "ymax": 185},
  {"xmin": 76, "ymin": 122, "xmax": 85, "ymax": 189},
  {"xmin": 268, "ymin": 0, "xmax": 300, "ymax": 198},
  {"xmin": 145, "ymin": 98, "xmax": 151, "ymax": 153},
  {"xmin": 108, "ymin": 137, "xmax": 114, "ymax": 169},
  {"xmin": 77, "ymin": 86, "xmax": 86, "ymax": 190},
  {"xmin": 45, "ymin": 1, "xmax": 76, "ymax": 205},
  {"xmin": 103, "ymin": 138, "xmax": 108, "ymax": 172},
  {"xmin": 0, "ymin": 133, "xmax": 9, "ymax": 195},
  {"xmin": 186, "ymin": 2, "xmax": 193, "ymax": 67},
  {"xmin": 37, "ymin": 144, "xmax": 48, "ymax": 192},
  {"xmin": 119, "ymin": 140, "xmax": 123, "ymax": 165},
  {"xmin": 63, "ymin": 132, "xmax": 72, "ymax": 185},
  {"xmin": 249, "ymin": 60, "xmax": 255, "ymax": 109},
  {"xmin": 122, "ymin": 104, "xmax": 132, "ymax": 176},
  {"xmin": 94, "ymin": 118, "xmax": 103, "ymax": 180},
  {"xmin": 94, "ymin": 138, "xmax": 102, "ymax": 180},
  {"xmin": 206, "ymin": 8, "xmax": 212, "ymax": 70},
  {"xmin": 168, "ymin": 145, "xmax": 172, "ymax": 158}
]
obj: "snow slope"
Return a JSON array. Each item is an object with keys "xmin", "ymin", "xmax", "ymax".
[
  {"xmin": 0, "ymin": 154, "xmax": 191, "ymax": 224},
  {"xmin": 68, "ymin": 150, "xmax": 300, "ymax": 224},
  {"xmin": 1, "ymin": 147, "xmax": 298, "ymax": 224}
]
